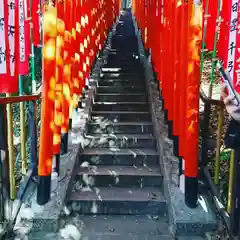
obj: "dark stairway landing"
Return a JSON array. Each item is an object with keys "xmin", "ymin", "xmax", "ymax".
[{"xmin": 65, "ymin": 11, "xmax": 173, "ymax": 239}]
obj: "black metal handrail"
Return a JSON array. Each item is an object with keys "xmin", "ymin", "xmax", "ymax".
[
  {"xmin": 0, "ymin": 92, "xmax": 41, "ymax": 238},
  {"xmin": 199, "ymin": 86, "xmax": 240, "ymax": 237}
]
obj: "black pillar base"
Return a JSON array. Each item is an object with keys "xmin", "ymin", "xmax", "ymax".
[
  {"xmin": 164, "ymin": 109, "xmax": 168, "ymax": 124},
  {"xmin": 168, "ymin": 120, "xmax": 173, "ymax": 139},
  {"xmin": 152, "ymin": 70, "xmax": 157, "ymax": 82},
  {"xmin": 172, "ymin": 135, "xmax": 179, "ymax": 157},
  {"xmin": 162, "ymin": 98, "xmax": 165, "ymax": 110},
  {"xmin": 145, "ymin": 48, "xmax": 150, "ymax": 58},
  {"xmin": 185, "ymin": 176, "xmax": 198, "ymax": 208},
  {"xmin": 54, "ymin": 154, "xmax": 60, "ymax": 176},
  {"xmin": 157, "ymin": 81, "xmax": 160, "ymax": 93},
  {"xmin": 82, "ymin": 90, "xmax": 86, "ymax": 99},
  {"xmin": 68, "ymin": 119, "xmax": 72, "ymax": 130},
  {"xmin": 37, "ymin": 175, "xmax": 51, "ymax": 205},
  {"xmin": 60, "ymin": 133, "xmax": 68, "ymax": 155},
  {"xmin": 78, "ymin": 101, "xmax": 83, "ymax": 109},
  {"xmin": 178, "ymin": 157, "xmax": 183, "ymax": 176}
]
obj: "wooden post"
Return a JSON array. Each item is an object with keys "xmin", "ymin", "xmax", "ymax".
[
  {"xmin": 184, "ymin": 0, "xmax": 202, "ymax": 208},
  {"xmin": 37, "ymin": 3, "xmax": 57, "ymax": 205}
]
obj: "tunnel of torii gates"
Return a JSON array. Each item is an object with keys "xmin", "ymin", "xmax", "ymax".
[{"xmin": 0, "ymin": 0, "xmax": 240, "ymax": 208}]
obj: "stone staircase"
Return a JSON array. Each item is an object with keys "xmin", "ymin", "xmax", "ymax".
[
  {"xmin": 65, "ymin": 11, "xmax": 174, "ymax": 239},
  {"xmin": 18, "ymin": 10, "xmax": 215, "ymax": 240}
]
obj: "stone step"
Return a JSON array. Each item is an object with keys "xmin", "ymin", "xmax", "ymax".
[
  {"xmin": 97, "ymin": 78, "xmax": 145, "ymax": 86},
  {"xmin": 91, "ymin": 111, "xmax": 151, "ymax": 122},
  {"xmin": 65, "ymin": 215, "xmax": 173, "ymax": 239},
  {"xmin": 95, "ymin": 93, "xmax": 148, "ymax": 102},
  {"xmin": 75, "ymin": 165, "xmax": 162, "ymax": 188},
  {"xmin": 101, "ymin": 65, "xmax": 141, "ymax": 70},
  {"xmin": 28, "ymin": 215, "xmax": 174, "ymax": 239},
  {"xmin": 87, "ymin": 121, "xmax": 153, "ymax": 134},
  {"xmin": 80, "ymin": 148, "xmax": 159, "ymax": 166},
  {"xmin": 100, "ymin": 72, "xmax": 143, "ymax": 79},
  {"xmin": 107, "ymin": 54, "xmax": 140, "ymax": 62},
  {"xmin": 103, "ymin": 61, "xmax": 141, "ymax": 68},
  {"xmin": 101, "ymin": 67, "xmax": 142, "ymax": 74},
  {"xmin": 68, "ymin": 187, "xmax": 167, "ymax": 215},
  {"xmin": 97, "ymin": 86, "xmax": 145, "ymax": 94},
  {"xmin": 83, "ymin": 134, "xmax": 156, "ymax": 148},
  {"xmin": 100, "ymin": 72, "xmax": 143, "ymax": 80},
  {"xmin": 92, "ymin": 102, "xmax": 149, "ymax": 112}
]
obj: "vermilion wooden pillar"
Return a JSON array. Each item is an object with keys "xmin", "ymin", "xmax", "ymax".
[
  {"xmin": 61, "ymin": 0, "xmax": 73, "ymax": 154},
  {"xmin": 52, "ymin": 0, "xmax": 65, "ymax": 175},
  {"xmin": 162, "ymin": 0, "xmax": 172, "ymax": 122},
  {"xmin": 184, "ymin": 0, "xmax": 202, "ymax": 208},
  {"xmin": 179, "ymin": 1, "xmax": 188, "ymax": 161},
  {"xmin": 37, "ymin": 3, "xmax": 57, "ymax": 205},
  {"xmin": 172, "ymin": 0, "xmax": 180, "ymax": 156},
  {"xmin": 178, "ymin": 1, "xmax": 188, "ymax": 198},
  {"xmin": 157, "ymin": 0, "xmax": 163, "ymax": 90},
  {"xmin": 161, "ymin": 0, "xmax": 167, "ymax": 109}
]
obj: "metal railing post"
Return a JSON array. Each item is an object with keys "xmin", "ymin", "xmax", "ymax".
[{"xmin": 0, "ymin": 104, "xmax": 5, "ymax": 222}]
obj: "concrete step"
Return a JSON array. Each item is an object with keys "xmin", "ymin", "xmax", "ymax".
[
  {"xmin": 91, "ymin": 111, "xmax": 151, "ymax": 122},
  {"xmin": 87, "ymin": 121, "xmax": 153, "ymax": 134},
  {"xmin": 80, "ymin": 148, "xmax": 159, "ymax": 166},
  {"xmin": 92, "ymin": 102, "xmax": 149, "ymax": 112},
  {"xmin": 95, "ymin": 93, "xmax": 148, "ymax": 102},
  {"xmin": 68, "ymin": 187, "xmax": 167, "ymax": 215},
  {"xmin": 75, "ymin": 165, "xmax": 162, "ymax": 188},
  {"xmin": 84, "ymin": 134, "xmax": 156, "ymax": 148}
]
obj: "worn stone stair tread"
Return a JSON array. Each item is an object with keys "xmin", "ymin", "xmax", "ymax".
[
  {"xmin": 104, "ymin": 58, "xmax": 140, "ymax": 62},
  {"xmin": 93, "ymin": 101, "xmax": 148, "ymax": 105},
  {"xmin": 28, "ymin": 215, "xmax": 174, "ymax": 239},
  {"xmin": 101, "ymin": 67, "xmax": 141, "ymax": 71},
  {"xmin": 94, "ymin": 95, "xmax": 148, "ymax": 103},
  {"xmin": 97, "ymin": 88, "xmax": 145, "ymax": 94},
  {"xmin": 76, "ymin": 165, "xmax": 161, "ymax": 177},
  {"xmin": 92, "ymin": 111, "xmax": 150, "ymax": 115},
  {"xmin": 70, "ymin": 187, "xmax": 165, "ymax": 202},
  {"xmin": 65, "ymin": 215, "xmax": 172, "ymax": 237},
  {"xmin": 83, "ymin": 148, "xmax": 159, "ymax": 156},
  {"xmin": 99, "ymin": 78, "xmax": 143, "ymax": 82},
  {"xmin": 96, "ymin": 93, "xmax": 147, "ymax": 96},
  {"xmin": 97, "ymin": 80, "xmax": 145, "ymax": 86},
  {"xmin": 100, "ymin": 75, "xmax": 144, "ymax": 80},
  {"xmin": 88, "ymin": 121, "xmax": 153, "ymax": 126},
  {"xmin": 87, "ymin": 122, "xmax": 154, "ymax": 135},
  {"xmin": 103, "ymin": 64, "xmax": 141, "ymax": 68},
  {"xmin": 100, "ymin": 72, "xmax": 143, "ymax": 76},
  {"xmin": 97, "ymin": 86, "xmax": 145, "ymax": 89},
  {"xmin": 85, "ymin": 133, "xmax": 154, "ymax": 139},
  {"xmin": 101, "ymin": 69, "xmax": 142, "ymax": 73}
]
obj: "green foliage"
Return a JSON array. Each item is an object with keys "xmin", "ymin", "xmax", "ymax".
[
  {"xmin": 203, "ymin": 50, "xmax": 214, "ymax": 60},
  {"xmin": 220, "ymin": 148, "xmax": 231, "ymax": 162},
  {"xmin": 22, "ymin": 46, "xmax": 42, "ymax": 95}
]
